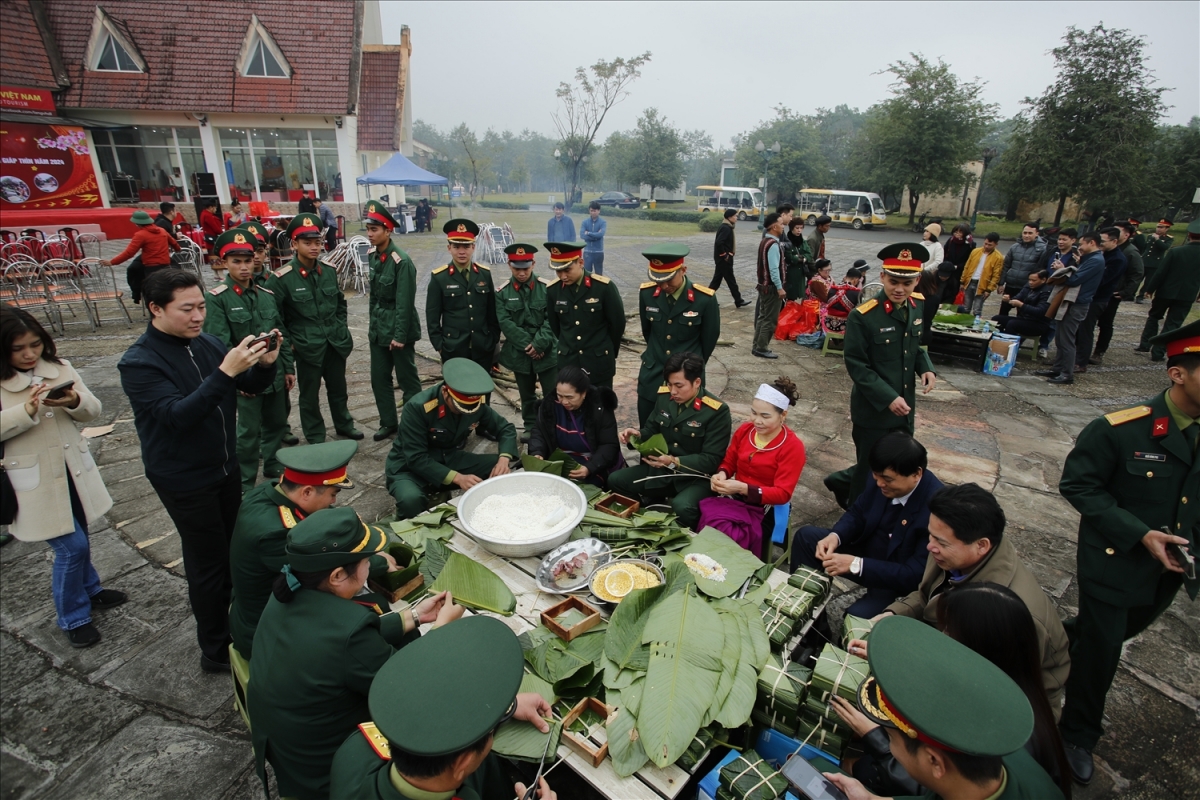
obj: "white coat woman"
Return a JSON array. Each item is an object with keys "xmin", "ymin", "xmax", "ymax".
[
  {"xmin": 922, "ymin": 224, "xmax": 945, "ymax": 270},
  {"xmin": 1, "ymin": 305, "xmax": 125, "ymax": 647}
]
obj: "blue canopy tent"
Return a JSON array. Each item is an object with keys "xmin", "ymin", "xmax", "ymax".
[{"xmin": 356, "ymin": 152, "xmax": 447, "ymax": 194}]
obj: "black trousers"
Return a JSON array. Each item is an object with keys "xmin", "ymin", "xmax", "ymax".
[
  {"xmin": 709, "ymin": 257, "xmax": 743, "ymax": 303},
  {"xmin": 1094, "ymin": 296, "xmax": 1122, "ymax": 354},
  {"xmin": 153, "ymin": 471, "xmax": 242, "ymax": 662},
  {"xmin": 996, "ymin": 285, "xmax": 1024, "ymax": 316}
]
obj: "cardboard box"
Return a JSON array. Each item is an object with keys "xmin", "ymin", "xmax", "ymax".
[{"xmin": 982, "ymin": 332, "xmax": 1022, "ymax": 378}]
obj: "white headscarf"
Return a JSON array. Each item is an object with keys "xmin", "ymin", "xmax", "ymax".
[{"xmin": 754, "ymin": 383, "xmax": 790, "ymax": 410}]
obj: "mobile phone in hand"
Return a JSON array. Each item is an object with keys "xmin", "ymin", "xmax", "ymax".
[
  {"xmin": 779, "ymin": 755, "xmax": 849, "ymax": 800},
  {"xmin": 1166, "ymin": 541, "xmax": 1196, "ymax": 580},
  {"xmin": 45, "ymin": 380, "xmax": 75, "ymax": 400},
  {"xmin": 249, "ymin": 332, "xmax": 278, "ymax": 352}
]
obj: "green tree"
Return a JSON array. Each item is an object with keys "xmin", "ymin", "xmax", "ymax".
[
  {"xmin": 450, "ymin": 124, "xmax": 489, "ymax": 207},
  {"xmin": 627, "ymin": 108, "xmax": 686, "ymax": 199},
  {"xmin": 850, "ymin": 54, "xmax": 996, "ymax": 223},
  {"xmin": 811, "ymin": 105, "xmax": 866, "ymax": 188},
  {"xmin": 1152, "ymin": 117, "xmax": 1200, "ymax": 215},
  {"xmin": 600, "ymin": 130, "xmax": 637, "ymax": 190},
  {"xmin": 734, "ymin": 107, "xmax": 825, "ymax": 205},
  {"xmin": 681, "ymin": 129, "xmax": 720, "ymax": 191}
]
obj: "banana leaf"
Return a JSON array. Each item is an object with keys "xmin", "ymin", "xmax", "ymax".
[
  {"xmin": 660, "ymin": 554, "xmax": 698, "ymax": 595},
  {"xmin": 409, "ymin": 505, "xmax": 457, "ymax": 527},
  {"xmin": 377, "ymin": 542, "xmax": 420, "ymax": 592},
  {"xmin": 393, "ymin": 523, "xmax": 455, "ymax": 553},
  {"xmin": 679, "ymin": 527, "xmax": 766, "ymax": 598},
  {"xmin": 607, "ymin": 703, "xmax": 650, "ymax": 777},
  {"xmin": 637, "ymin": 587, "xmax": 726, "ymax": 767},
  {"xmin": 712, "ymin": 608, "xmax": 758, "ymax": 729},
  {"xmin": 492, "ymin": 717, "xmax": 562, "ymax": 763},
  {"xmin": 521, "ymin": 453, "xmax": 564, "ymax": 476},
  {"xmin": 580, "ymin": 483, "xmax": 606, "ymax": 504},
  {"xmin": 582, "ymin": 508, "xmax": 635, "ymax": 528},
  {"xmin": 428, "ymin": 552, "xmax": 516, "ymax": 616},
  {"xmin": 519, "ymin": 625, "xmax": 557, "ymax": 654},
  {"xmin": 704, "ymin": 606, "xmax": 743, "ymax": 725},
  {"xmin": 842, "ymin": 614, "xmax": 875, "ymax": 646},
  {"xmin": 629, "ymin": 432, "xmax": 670, "ymax": 456},
  {"xmin": 734, "ymin": 598, "xmax": 771, "ymax": 667},
  {"xmin": 604, "ymin": 584, "xmax": 665, "ymax": 670},
  {"xmin": 549, "ymin": 449, "xmax": 582, "ymax": 474},
  {"xmin": 718, "ymin": 752, "xmax": 789, "ymax": 800},
  {"xmin": 519, "ymin": 671, "xmax": 556, "ymax": 705},
  {"xmin": 420, "ymin": 539, "xmax": 450, "ymax": 583}
]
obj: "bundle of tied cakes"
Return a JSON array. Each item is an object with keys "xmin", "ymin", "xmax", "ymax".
[
  {"xmin": 794, "ymin": 712, "xmax": 847, "ymax": 755},
  {"xmin": 752, "ymin": 652, "xmax": 811, "ymax": 736},
  {"xmin": 759, "ymin": 603, "xmax": 799, "ymax": 651},
  {"xmin": 716, "ymin": 750, "xmax": 790, "ymax": 800},
  {"xmin": 786, "ymin": 565, "xmax": 831, "ymax": 602},
  {"xmin": 841, "ymin": 614, "xmax": 875, "ymax": 647},
  {"xmin": 765, "ymin": 583, "xmax": 818, "ymax": 623},
  {"xmin": 677, "ymin": 723, "xmax": 725, "ymax": 772},
  {"xmin": 809, "ymin": 643, "xmax": 870, "ymax": 703}
]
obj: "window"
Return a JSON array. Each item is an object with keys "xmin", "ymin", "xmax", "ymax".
[
  {"xmin": 238, "ymin": 16, "xmax": 291, "ymax": 78},
  {"xmin": 94, "ymin": 127, "xmax": 205, "ymax": 202},
  {"xmin": 86, "ymin": 8, "xmax": 144, "ymax": 73},
  {"xmin": 245, "ymin": 38, "xmax": 286, "ymax": 77},
  {"xmin": 217, "ymin": 128, "xmax": 341, "ymax": 201},
  {"xmin": 95, "ymin": 33, "xmax": 140, "ymax": 71}
]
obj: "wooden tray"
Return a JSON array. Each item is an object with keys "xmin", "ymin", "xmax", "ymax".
[
  {"xmin": 595, "ymin": 492, "xmax": 639, "ymax": 519},
  {"xmin": 561, "ymin": 697, "xmax": 613, "ymax": 767},
  {"xmin": 541, "ymin": 596, "xmax": 602, "ymax": 642}
]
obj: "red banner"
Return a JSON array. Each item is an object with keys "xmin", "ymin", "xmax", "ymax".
[
  {"xmin": 0, "ymin": 122, "xmax": 102, "ymax": 210},
  {"xmin": 0, "ymin": 86, "xmax": 57, "ymax": 116}
]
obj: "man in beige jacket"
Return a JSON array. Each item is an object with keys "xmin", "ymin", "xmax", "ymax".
[{"xmin": 877, "ymin": 483, "xmax": 1071, "ymax": 714}]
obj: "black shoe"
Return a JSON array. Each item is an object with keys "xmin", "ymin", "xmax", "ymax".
[
  {"xmin": 200, "ymin": 654, "xmax": 231, "ymax": 674},
  {"xmin": 282, "ymin": 433, "xmax": 300, "ymax": 446},
  {"xmin": 1150, "ymin": 355, "xmax": 1164, "ymax": 362},
  {"xmin": 1047, "ymin": 374, "xmax": 1074, "ymax": 385},
  {"xmin": 1075, "ymin": 364, "xmax": 1087, "ymax": 374},
  {"xmin": 90, "ymin": 589, "xmax": 128, "ymax": 610},
  {"xmin": 1034, "ymin": 369, "xmax": 1059, "ymax": 377},
  {"xmin": 476, "ymin": 428, "xmax": 498, "ymax": 442},
  {"xmin": 373, "ymin": 426, "xmax": 397, "ymax": 442},
  {"xmin": 752, "ymin": 349, "xmax": 779, "ymax": 359},
  {"xmin": 1133, "ymin": 346, "xmax": 1150, "ymax": 353},
  {"xmin": 822, "ymin": 475, "xmax": 849, "ymax": 511},
  {"xmin": 66, "ymin": 623, "xmax": 101, "ymax": 648},
  {"xmin": 1062, "ymin": 741, "xmax": 1094, "ymax": 785},
  {"xmin": 1088, "ymin": 354, "xmax": 1103, "ymax": 365},
  {"xmin": 735, "ymin": 299, "xmax": 751, "ymax": 308},
  {"xmin": 336, "ymin": 428, "xmax": 365, "ymax": 441}
]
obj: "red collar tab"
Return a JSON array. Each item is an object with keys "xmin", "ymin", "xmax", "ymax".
[
  {"xmin": 909, "ymin": 296, "xmax": 917, "ymax": 307},
  {"xmin": 884, "ymin": 300, "xmax": 894, "ymax": 314},
  {"xmin": 281, "ymin": 466, "xmax": 348, "ymax": 486},
  {"xmin": 1152, "ymin": 417, "xmax": 1169, "ymax": 438},
  {"xmin": 584, "ymin": 275, "xmax": 592, "ymax": 289},
  {"xmin": 694, "ymin": 396, "xmax": 703, "ymax": 410},
  {"xmin": 299, "ymin": 268, "xmax": 308, "ymax": 279},
  {"xmin": 688, "ymin": 287, "xmax": 695, "ymax": 302},
  {"xmin": 233, "ymin": 284, "xmax": 243, "ymax": 295},
  {"xmin": 448, "ymin": 265, "xmax": 456, "ymax": 276},
  {"xmin": 437, "ymin": 404, "xmax": 446, "ymax": 419},
  {"xmin": 654, "ymin": 285, "xmax": 663, "ymax": 297}
]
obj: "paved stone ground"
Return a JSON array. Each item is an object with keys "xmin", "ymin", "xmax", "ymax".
[{"xmin": 2, "ymin": 217, "xmax": 1196, "ymax": 799}]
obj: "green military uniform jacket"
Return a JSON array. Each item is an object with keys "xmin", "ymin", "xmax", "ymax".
[
  {"xmin": 843, "ymin": 290, "xmax": 935, "ymax": 430},
  {"xmin": 1060, "ymin": 391, "xmax": 1200, "ymax": 607},
  {"xmin": 250, "ymin": 590, "xmax": 418, "ymax": 799},
  {"xmin": 1143, "ymin": 240, "xmax": 1200, "ymax": 301},
  {"xmin": 783, "ymin": 237, "xmax": 814, "ymax": 300},
  {"xmin": 268, "ymin": 255, "xmax": 353, "ymax": 364},
  {"xmin": 636, "ymin": 277, "xmax": 720, "ymax": 394},
  {"xmin": 369, "ymin": 240, "xmax": 421, "ymax": 348},
  {"xmin": 495, "ymin": 275, "xmax": 557, "ymax": 375},
  {"xmin": 897, "ymin": 748, "xmax": 1064, "ymax": 800},
  {"xmin": 330, "ymin": 733, "xmax": 510, "ymax": 800},
  {"xmin": 637, "ymin": 387, "xmax": 732, "ymax": 476},
  {"xmin": 425, "ymin": 261, "xmax": 498, "ymax": 361},
  {"xmin": 545, "ymin": 272, "xmax": 625, "ymax": 380},
  {"xmin": 386, "ymin": 384, "xmax": 518, "ymax": 487},
  {"xmin": 201, "ymin": 275, "xmax": 293, "ymax": 391},
  {"xmin": 1141, "ymin": 233, "xmax": 1173, "ymax": 269}
]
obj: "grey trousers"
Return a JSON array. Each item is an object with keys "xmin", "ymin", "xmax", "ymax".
[
  {"xmin": 1051, "ymin": 302, "xmax": 1091, "ymax": 377},
  {"xmin": 752, "ymin": 290, "xmax": 783, "ymax": 352},
  {"xmin": 959, "ymin": 279, "xmax": 987, "ymax": 316}
]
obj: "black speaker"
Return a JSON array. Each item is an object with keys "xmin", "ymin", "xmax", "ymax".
[{"xmin": 193, "ymin": 172, "xmax": 217, "ymax": 196}]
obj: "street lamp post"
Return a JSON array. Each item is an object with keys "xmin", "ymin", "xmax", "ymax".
[
  {"xmin": 755, "ymin": 140, "xmax": 781, "ymax": 230},
  {"xmin": 971, "ymin": 147, "xmax": 998, "ymax": 229}
]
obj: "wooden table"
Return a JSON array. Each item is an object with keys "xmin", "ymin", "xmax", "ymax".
[
  {"xmin": 400, "ymin": 503, "xmax": 794, "ymax": 800},
  {"xmin": 928, "ymin": 326, "xmax": 992, "ymax": 368}
]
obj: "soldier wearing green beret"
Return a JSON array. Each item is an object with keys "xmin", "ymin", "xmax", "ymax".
[
  {"xmin": 250, "ymin": 507, "xmax": 464, "ymax": 800},
  {"xmin": 202, "ymin": 229, "xmax": 294, "ymax": 492},
  {"xmin": 610, "ymin": 351, "xmax": 731, "ymax": 529},
  {"xmin": 825, "ymin": 616, "xmax": 1064, "ymax": 800},
  {"xmin": 1055, "ymin": 319, "xmax": 1200, "ymax": 786},
  {"xmin": 427, "ymin": 218, "xmax": 499, "ymax": 378},
  {"xmin": 385, "ymin": 358, "xmax": 518, "ymax": 518},
  {"xmin": 267, "ymin": 214, "xmax": 364, "ymax": 443},
  {"xmin": 635, "ymin": 244, "xmax": 721, "ymax": 426},
  {"xmin": 1137, "ymin": 218, "xmax": 1200, "ymax": 362},
  {"xmin": 824, "ymin": 243, "xmax": 937, "ymax": 509},
  {"xmin": 364, "ymin": 201, "xmax": 423, "ymax": 443},
  {"xmin": 495, "ymin": 243, "xmax": 558, "ymax": 439},
  {"xmin": 544, "ymin": 241, "xmax": 626, "ymax": 389},
  {"xmin": 329, "ymin": 616, "xmax": 557, "ymax": 800}
]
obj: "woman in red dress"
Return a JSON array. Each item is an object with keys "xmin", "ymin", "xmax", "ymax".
[{"xmin": 696, "ymin": 378, "xmax": 806, "ymax": 553}]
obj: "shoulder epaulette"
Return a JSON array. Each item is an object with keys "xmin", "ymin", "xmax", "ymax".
[
  {"xmin": 254, "ymin": 284, "xmax": 274, "ymax": 295},
  {"xmin": 274, "ymin": 265, "xmax": 293, "ymax": 278},
  {"xmin": 590, "ymin": 273, "xmax": 611, "ymax": 284},
  {"xmin": 358, "ymin": 722, "xmax": 391, "ymax": 760},
  {"xmin": 474, "ymin": 263, "xmax": 490, "ymax": 271},
  {"xmin": 431, "ymin": 265, "xmax": 450, "ymax": 275},
  {"xmin": 856, "ymin": 298, "xmax": 878, "ymax": 314},
  {"xmin": 657, "ymin": 384, "xmax": 671, "ymax": 394},
  {"xmin": 1104, "ymin": 405, "xmax": 1152, "ymax": 426},
  {"xmin": 423, "ymin": 398, "xmax": 440, "ymax": 413},
  {"xmin": 693, "ymin": 284, "xmax": 716, "ymax": 296},
  {"xmin": 208, "ymin": 284, "xmax": 227, "ymax": 296},
  {"xmin": 279, "ymin": 506, "xmax": 299, "ymax": 529},
  {"xmin": 391, "ymin": 251, "xmax": 402, "ymax": 263},
  {"xmin": 640, "ymin": 281, "xmax": 657, "ymax": 290},
  {"xmin": 702, "ymin": 395, "xmax": 724, "ymax": 410},
  {"xmin": 911, "ymin": 292, "xmax": 925, "ymax": 300}
]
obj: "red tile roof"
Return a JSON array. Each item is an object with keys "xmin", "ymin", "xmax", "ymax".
[
  {"xmin": 42, "ymin": 1, "xmax": 359, "ymax": 114},
  {"xmin": 358, "ymin": 49, "xmax": 401, "ymax": 151},
  {"xmin": 1, "ymin": 0, "xmax": 59, "ymax": 91}
]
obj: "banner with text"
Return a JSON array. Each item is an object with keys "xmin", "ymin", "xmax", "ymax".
[{"xmin": 0, "ymin": 122, "xmax": 102, "ymax": 210}]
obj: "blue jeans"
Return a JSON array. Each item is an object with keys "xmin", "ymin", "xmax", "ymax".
[
  {"xmin": 46, "ymin": 516, "xmax": 102, "ymax": 631},
  {"xmin": 584, "ymin": 252, "xmax": 604, "ymax": 275}
]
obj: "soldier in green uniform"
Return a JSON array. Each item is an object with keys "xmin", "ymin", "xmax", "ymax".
[
  {"xmin": 385, "ymin": 359, "xmax": 518, "ymax": 518},
  {"xmin": 364, "ymin": 201, "xmax": 423, "ymax": 442},
  {"xmin": 824, "ymin": 243, "xmax": 937, "ymax": 509},
  {"xmin": 1055, "ymin": 319, "xmax": 1200, "ymax": 786},
  {"xmin": 329, "ymin": 616, "xmax": 556, "ymax": 800},
  {"xmin": 495, "ymin": 242, "xmax": 557, "ymax": 439},
  {"xmin": 268, "ymin": 215, "xmax": 364, "ymax": 443},
  {"xmin": 1135, "ymin": 218, "xmax": 1173, "ymax": 303},
  {"xmin": 426, "ymin": 218, "xmax": 499, "ymax": 370},
  {"xmin": 1137, "ymin": 219, "xmax": 1200, "ymax": 361},
  {"xmin": 610, "ymin": 351, "xmax": 731, "ymax": 530},
  {"xmin": 202, "ymin": 230, "xmax": 294, "ymax": 492},
  {"xmin": 250, "ymin": 507, "xmax": 464, "ymax": 799},
  {"xmin": 824, "ymin": 616, "xmax": 1064, "ymax": 800},
  {"xmin": 544, "ymin": 241, "xmax": 626, "ymax": 388},
  {"xmin": 635, "ymin": 244, "xmax": 721, "ymax": 426}
]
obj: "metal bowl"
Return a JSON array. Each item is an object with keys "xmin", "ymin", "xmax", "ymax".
[
  {"xmin": 535, "ymin": 538, "xmax": 613, "ymax": 594},
  {"xmin": 589, "ymin": 558, "xmax": 666, "ymax": 604},
  {"xmin": 456, "ymin": 472, "xmax": 588, "ymax": 558}
]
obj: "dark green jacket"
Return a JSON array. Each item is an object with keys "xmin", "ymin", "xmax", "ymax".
[
  {"xmin": 385, "ymin": 384, "xmax": 518, "ymax": 488},
  {"xmin": 1143, "ymin": 240, "xmax": 1200, "ymax": 302},
  {"xmin": 545, "ymin": 272, "xmax": 626, "ymax": 376},
  {"xmin": 495, "ymin": 274, "xmax": 557, "ymax": 374},
  {"xmin": 330, "ymin": 736, "xmax": 511, "ymax": 800},
  {"xmin": 369, "ymin": 240, "xmax": 421, "ymax": 348},
  {"xmin": 1140, "ymin": 232, "xmax": 1173, "ymax": 269},
  {"xmin": 250, "ymin": 590, "xmax": 417, "ymax": 800},
  {"xmin": 268, "ymin": 256, "xmax": 353, "ymax": 363},
  {"xmin": 228, "ymin": 481, "xmax": 302, "ymax": 659},
  {"xmin": 201, "ymin": 276, "xmax": 293, "ymax": 389},
  {"xmin": 637, "ymin": 387, "xmax": 732, "ymax": 475},
  {"xmin": 843, "ymin": 290, "xmax": 935, "ymax": 430},
  {"xmin": 425, "ymin": 262, "xmax": 498, "ymax": 361},
  {"xmin": 897, "ymin": 747, "xmax": 1064, "ymax": 800},
  {"xmin": 636, "ymin": 277, "xmax": 720, "ymax": 392},
  {"xmin": 1118, "ymin": 241, "xmax": 1145, "ymax": 301},
  {"xmin": 783, "ymin": 238, "xmax": 814, "ymax": 300},
  {"xmin": 1060, "ymin": 391, "xmax": 1200, "ymax": 606}
]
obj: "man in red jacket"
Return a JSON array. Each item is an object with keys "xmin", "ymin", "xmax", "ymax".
[{"xmin": 104, "ymin": 210, "xmax": 181, "ymax": 304}]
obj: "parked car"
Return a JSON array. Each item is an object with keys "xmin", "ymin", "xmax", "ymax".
[{"xmin": 595, "ymin": 191, "xmax": 640, "ymax": 209}]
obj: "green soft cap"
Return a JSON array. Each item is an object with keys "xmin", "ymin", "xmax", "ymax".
[
  {"xmin": 442, "ymin": 357, "xmax": 495, "ymax": 397},
  {"xmin": 285, "ymin": 507, "xmax": 387, "ymax": 571},
  {"xmin": 130, "ymin": 210, "xmax": 154, "ymax": 225},
  {"xmin": 371, "ymin": 616, "xmax": 524, "ymax": 755},
  {"xmin": 1188, "ymin": 219, "xmax": 1200, "ymax": 235}
]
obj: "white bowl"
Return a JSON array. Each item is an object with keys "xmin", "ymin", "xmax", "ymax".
[{"xmin": 456, "ymin": 472, "xmax": 588, "ymax": 558}]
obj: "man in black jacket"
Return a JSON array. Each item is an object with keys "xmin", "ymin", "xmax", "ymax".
[
  {"xmin": 992, "ymin": 270, "xmax": 1053, "ymax": 337},
  {"xmin": 709, "ymin": 209, "xmax": 748, "ymax": 307},
  {"xmin": 118, "ymin": 269, "xmax": 281, "ymax": 673}
]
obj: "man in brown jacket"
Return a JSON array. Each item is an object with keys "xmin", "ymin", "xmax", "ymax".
[{"xmin": 877, "ymin": 483, "xmax": 1071, "ymax": 713}]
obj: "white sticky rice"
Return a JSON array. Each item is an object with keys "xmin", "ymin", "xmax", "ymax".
[{"xmin": 469, "ymin": 491, "xmax": 571, "ymax": 541}]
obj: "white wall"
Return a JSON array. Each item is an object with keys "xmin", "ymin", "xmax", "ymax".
[{"xmin": 336, "ymin": 115, "xmax": 361, "ymax": 206}]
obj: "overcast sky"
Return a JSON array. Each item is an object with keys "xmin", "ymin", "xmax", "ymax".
[{"xmin": 380, "ymin": 0, "xmax": 1198, "ymax": 147}]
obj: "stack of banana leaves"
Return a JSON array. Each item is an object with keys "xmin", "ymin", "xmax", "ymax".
[{"xmin": 572, "ymin": 506, "xmax": 692, "ymax": 559}]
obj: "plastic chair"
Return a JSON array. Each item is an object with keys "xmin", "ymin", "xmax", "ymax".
[
  {"xmin": 820, "ymin": 313, "xmax": 846, "ymax": 357},
  {"xmin": 761, "ymin": 504, "xmax": 791, "ymax": 562},
  {"xmin": 76, "ymin": 257, "xmax": 133, "ymax": 328}
]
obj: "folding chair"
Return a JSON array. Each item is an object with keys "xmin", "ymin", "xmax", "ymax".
[
  {"xmin": 76, "ymin": 257, "xmax": 133, "ymax": 327},
  {"xmin": 0, "ymin": 230, "xmax": 17, "ymax": 245},
  {"xmin": 75, "ymin": 232, "xmax": 102, "ymax": 260},
  {"xmin": 57, "ymin": 228, "xmax": 85, "ymax": 260},
  {"xmin": 348, "ymin": 236, "xmax": 371, "ymax": 295},
  {"xmin": 41, "ymin": 235, "xmax": 73, "ymax": 262},
  {"xmin": 41, "ymin": 258, "xmax": 94, "ymax": 331}
]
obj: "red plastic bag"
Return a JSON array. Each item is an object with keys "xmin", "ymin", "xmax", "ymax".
[
  {"xmin": 774, "ymin": 301, "xmax": 803, "ymax": 340},
  {"xmin": 954, "ymin": 290, "xmax": 965, "ymax": 306}
]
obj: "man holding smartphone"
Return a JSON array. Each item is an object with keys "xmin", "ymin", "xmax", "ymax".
[
  {"xmin": 202, "ymin": 230, "xmax": 294, "ymax": 492},
  {"xmin": 1056, "ymin": 318, "xmax": 1200, "ymax": 786}
]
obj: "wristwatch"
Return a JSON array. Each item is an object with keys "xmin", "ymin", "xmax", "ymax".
[{"xmin": 850, "ymin": 557, "xmax": 863, "ymax": 576}]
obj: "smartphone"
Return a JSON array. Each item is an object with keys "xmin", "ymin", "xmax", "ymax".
[
  {"xmin": 249, "ymin": 332, "xmax": 278, "ymax": 352},
  {"xmin": 780, "ymin": 755, "xmax": 849, "ymax": 800},
  {"xmin": 45, "ymin": 380, "xmax": 75, "ymax": 400},
  {"xmin": 1166, "ymin": 541, "xmax": 1196, "ymax": 580}
]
